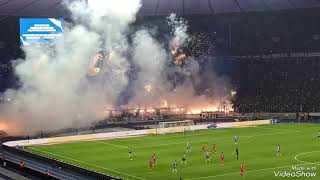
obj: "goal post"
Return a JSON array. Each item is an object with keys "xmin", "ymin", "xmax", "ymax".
[{"xmin": 156, "ymin": 120, "xmax": 195, "ymax": 134}]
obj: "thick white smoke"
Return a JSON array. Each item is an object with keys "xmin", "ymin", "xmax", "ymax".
[
  {"xmin": 0, "ymin": 1, "xmax": 233, "ymax": 135},
  {"xmin": 1, "ymin": 0, "xmax": 141, "ymax": 135},
  {"xmin": 128, "ymin": 30, "xmax": 169, "ymax": 107}
]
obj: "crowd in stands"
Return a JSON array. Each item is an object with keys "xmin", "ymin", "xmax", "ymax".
[
  {"xmin": 182, "ymin": 8, "xmax": 320, "ymax": 56},
  {"xmin": 230, "ymin": 57, "xmax": 320, "ymax": 113},
  {"xmin": 0, "ymin": 44, "xmax": 20, "ymax": 92},
  {"xmin": 227, "ymin": 10, "xmax": 320, "ymax": 56}
]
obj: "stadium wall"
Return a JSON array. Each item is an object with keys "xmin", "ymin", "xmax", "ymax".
[{"xmin": 3, "ymin": 119, "xmax": 272, "ymax": 147}]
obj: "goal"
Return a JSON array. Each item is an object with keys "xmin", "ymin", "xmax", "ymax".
[{"xmin": 156, "ymin": 120, "xmax": 195, "ymax": 134}]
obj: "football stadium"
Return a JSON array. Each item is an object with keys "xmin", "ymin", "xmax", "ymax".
[{"xmin": 0, "ymin": 0, "xmax": 320, "ymax": 180}]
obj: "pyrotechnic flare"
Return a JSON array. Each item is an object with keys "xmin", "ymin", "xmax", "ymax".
[
  {"xmin": 144, "ymin": 84, "xmax": 152, "ymax": 93},
  {"xmin": 88, "ymin": 53, "xmax": 103, "ymax": 76}
]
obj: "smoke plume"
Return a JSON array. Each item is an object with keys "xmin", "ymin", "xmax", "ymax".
[
  {"xmin": 0, "ymin": 0, "xmax": 141, "ymax": 135},
  {"xmin": 0, "ymin": 1, "xmax": 233, "ymax": 135}
]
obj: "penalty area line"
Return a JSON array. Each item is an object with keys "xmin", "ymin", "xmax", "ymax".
[
  {"xmin": 94, "ymin": 131, "xmax": 301, "ymax": 149},
  {"xmin": 134, "ymin": 136, "xmax": 252, "ymax": 149},
  {"xmin": 28, "ymin": 147, "xmax": 146, "ymax": 180},
  {"xmin": 94, "ymin": 141, "xmax": 128, "ymax": 149},
  {"xmin": 96, "ymin": 136, "xmax": 246, "ymax": 149},
  {"xmin": 145, "ymin": 129, "xmax": 229, "ymax": 140},
  {"xmin": 254, "ymin": 126, "xmax": 302, "ymax": 133}
]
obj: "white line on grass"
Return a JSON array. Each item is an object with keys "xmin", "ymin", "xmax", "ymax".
[
  {"xmin": 247, "ymin": 131, "xmax": 303, "ymax": 139},
  {"xmin": 94, "ymin": 131, "xmax": 303, "ymax": 150},
  {"xmin": 185, "ymin": 162, "xmax": 320, "ymax": 180},
  {"xmin": 254, "ymin": 126, "xmax": 302, "ymax": 133},
  {"xmin": 28, "ymin": 147, "xmax": 146, "ymax": 180},
  {"xmin": 151, "ymin": 131, "xmax": 302, "ymax": 147},
  {"xmin": 29, "ymin": 127, "xmax": 306, "ymax": 180},
  {"xmin": 294, "ymin": 151, "xmax": 320, "ymax": 164},
  {"xmin": 95, "ymin": 141, "xmax": 128, "ymax": 149},
  {"xmin": 97, "ymin": 136, "xmax": 253, "ymax": 150},
  {"xmin": 137, "ymin": 137, "xmax": 251, "ymax": 149},
  {"xmin": 93, "ymin": 129, "xmax": 230, "ymax": 149},
  {"xmin": 145, "ymin": 130, "xmax": 229, "ymax": 140},
  {"xmin": 296, "ymin": 123, "xmax": 320, "ymax": 126}
]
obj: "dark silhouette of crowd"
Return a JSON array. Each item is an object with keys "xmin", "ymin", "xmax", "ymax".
[{"xmin": 231, "ymin": 57, "xmax": 320, "ymax": 113}]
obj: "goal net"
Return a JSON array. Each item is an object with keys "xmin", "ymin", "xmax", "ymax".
[{"xmin": 156, "ymin": 120, "xmax": 195, "ymax": 134}]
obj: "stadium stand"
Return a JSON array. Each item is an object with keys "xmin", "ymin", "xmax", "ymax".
[{"xmin": 0, "ymin": 0, "xmax": 320, "ymax": 179}]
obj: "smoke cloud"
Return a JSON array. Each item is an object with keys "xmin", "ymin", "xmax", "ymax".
[
  {"xmin": 0, "ymin": 1, "xmax": 233, "ymax": 135},
  {"xmin": 0, "ymin": 0, "xmax": 141, "ymax": 135}
]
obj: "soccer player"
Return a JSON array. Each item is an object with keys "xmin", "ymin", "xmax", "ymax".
[
  {"xmin": 276, "ymin": 145, "xmax": 281, "ymax": 157},
  {"xmin": 149, "ymin": 159, "xmax": 154, "ymax": 170},
  {"xmin": 187, "ymin": 142, "xmax": 192, "ymax": 153},
  {"xmin": 240, "ymin": 162, "xmax": 245, "ymax": 178},
  {"xmin": 152, "ymin": 153, "xmax": 157, "ymax": 165},
  {"xmin": 181, "ymin": 153, "xmax": 187, "ymax": 165},
  {"xmin": 173, "ymin": 160, "xmax": 178, "ymax": 173},
  {"xmin": 236, "ymin": 147, "xmax": 239, "ymax": 160},
  {"xmin": 211, "ymin": 144, "xmax": 217, "ymax": 153},
  {"xmin": 201, "ymin": 144, "xmax": 206, "ymax": 152},
  {"xmin": 128, "ymin": 147, "xmax": 133, "ymax": 160},
  {"xmin": 234, "ymin": 135, "xmax": 238, "ymax": 144},
  {"xmin": 220, "ymin": 152, "xmax": 225, "ymax": 165},
  {"xmin": 205, "ymin": 151, "xmax": 211, "ymax": 163}
]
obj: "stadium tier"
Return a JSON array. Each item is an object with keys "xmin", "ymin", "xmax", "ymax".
[{"xmin": 0, "ymin": 0, "xmax": 320, "ymax": 180}]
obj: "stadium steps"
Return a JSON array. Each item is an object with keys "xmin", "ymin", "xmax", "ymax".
[
  {"xmin": 0, "ymin": 167, "xmax": 30, "ymax": 180},
  {"xmin": 1, "ymin": 150, "xmax": 91, "ymax": 180}
]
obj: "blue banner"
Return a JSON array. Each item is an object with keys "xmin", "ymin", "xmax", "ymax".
[{"xmin": 20, "ymin": 18, "xmax": 64, "ymax": 46}]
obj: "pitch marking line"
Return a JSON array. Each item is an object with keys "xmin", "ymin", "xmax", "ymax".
[
  {"xmin": 95, "ymin": 141, "xmax": 128, "ymax": 149},
  {"xmin": 28, "ymin": 147, "xmax": 146, "ymax": 180},
  {"xmin": 297, "ymin": 123, "xmax": 320, "ymax": 126},
  {"xmin": 247, "ymin": 130, "xmax": 303, "ymax": 139},
  {"xmin": 254, "ymin": 126, "xmax": 302, "ymax": 133},
  {"xmin": 140, "ymin": 131, "xmax": 302, "ymax": 148},
  {"xmin": 94, "ymin": 131, "xmax": 302, "ymax": 149},
  {"xmin": 95, "ymin": 136, "xmax": 252, "ymax": 150},
  {"xmin": 137, "ymin": 137, "xmax": 251, "ymax": 149},
  {"xmin": 294, "ymin": 151, "xmax": 320, "ymax": 164},
  {"xmin": 185, "ymin": 162, "xmax": 320, "ymax": 180},
  {"xmin": 145, "ymin": 130, "xmax": 229, "ymax": 140}
]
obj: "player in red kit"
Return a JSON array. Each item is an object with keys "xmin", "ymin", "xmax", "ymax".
[
  {"xmin": 201, "ymin": 144, "xmax": 206, "ymax": 152},
  {"xmin": 211, "ymin": 144, "xmax": 217, "ymax": 153},
  {"xmin": 152, "ymin": 153, "xmax": 157, "ymax": 165},
  {"xmin": 148, "ymin": 159, "xmax": 154, "ymax": 170},
  {"xmin": 220, "ymin": 152, "xmax": 225, "ymax": 165},
  {"xmin": 240, "ymin": 162, "xmax": 245, "ymax": 178}
]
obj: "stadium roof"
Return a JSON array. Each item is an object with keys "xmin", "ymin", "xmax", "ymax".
[{"xmin": 0, "ymin": 0, "xmax": 319, "ymax": 17}]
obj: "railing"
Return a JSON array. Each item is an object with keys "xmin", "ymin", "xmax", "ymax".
[
  {"xmin": 2, "ymin": 145, "xmax": 121, "ymax": 180},
  {"xmin": 278, "ymin": 118, "xmax": 320, "ymax": 124},
  {"xmin": 0, "ymin": 155, "xmax": 57, "ymax": 180}
]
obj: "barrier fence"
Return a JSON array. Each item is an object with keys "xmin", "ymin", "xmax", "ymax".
[{"xmin": 2, "ymin": 145, "xmax": 121, "ymax": 180}]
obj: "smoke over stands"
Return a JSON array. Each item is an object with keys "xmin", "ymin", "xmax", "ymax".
[{"xmin": 0, "ymin": 0, "xmax": 233, "ymax": 135}]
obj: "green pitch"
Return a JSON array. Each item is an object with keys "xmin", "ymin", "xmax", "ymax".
[{"xmin": 27, "ymin": 123, "xmax": 320, "ymax": 180}]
